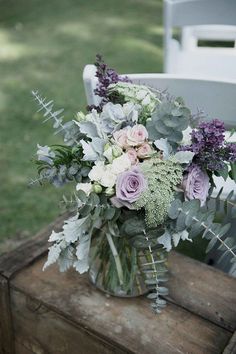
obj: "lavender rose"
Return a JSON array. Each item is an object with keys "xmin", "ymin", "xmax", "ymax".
[
  {"xmin": 111, "ymin": 168, "xmax": 147, "ymax": 209},
  {"xmin": 182, "ymin": 164, "xmax": 209, "ymax": 206}
]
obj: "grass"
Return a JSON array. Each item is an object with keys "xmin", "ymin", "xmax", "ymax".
[
  {"xmin": 0, "ymin": 0, "xmax": 163, "ymax": 248},
  {"xmin": 0, "ymin": 0, "xmax": 207, "ymax": 260}
]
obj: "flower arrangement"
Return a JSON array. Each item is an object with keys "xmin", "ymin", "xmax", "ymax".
[{"xmin": 31, "ymin": 55, "xmax": 236, "ymax": 313}]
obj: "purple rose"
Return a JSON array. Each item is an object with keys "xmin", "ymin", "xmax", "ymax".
[
  {"xmin": 111, "ymin": 168, "xmax": 147, "ymax": 209},
  {"xmin": 182, "ymin": 164, "xmax": 209, "ymax": 206}
]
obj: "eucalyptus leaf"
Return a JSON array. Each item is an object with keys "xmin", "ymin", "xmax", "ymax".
[
  {"xmin": 174, "ymin": 151, "xmax": 195, "ymax": 164},
  {"xmin": 168, "ymin": 199, "xmax": 182, "ymax": 219},
  {"xmin": 154, "ymin": 138, "xmax": 172, "ymax": 159},
  {"xmin": 157, "ymin": 231, "xmax": 172, "ymax": 252}
]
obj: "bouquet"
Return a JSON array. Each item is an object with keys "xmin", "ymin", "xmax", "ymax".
[{"xmin": 31, "ymin": 55, "xmax": 236, "ymax": 313}]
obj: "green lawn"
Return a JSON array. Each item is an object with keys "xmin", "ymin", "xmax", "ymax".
[
  {"xmin": 0, "ymin": 0, "xmax": 163, "ymax": 250},
  {"xmin": 0, "ymin": 0, "xmax": 207, "ymax": 259}
]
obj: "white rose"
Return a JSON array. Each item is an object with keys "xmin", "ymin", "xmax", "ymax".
[
  {"xmin": 100, "ymin": 169, "xmax": 117, "ymax": 188},
  {"xmin": 111, "ymin": 154, "xmax": 132, "ymax": 175},
  {"xmin": 76, "ymin": 182, "xmax": 93, "ymax": 196},
  {"xmin": 88, "ymin": 162, "xmax": 106, "ymax": 182}
]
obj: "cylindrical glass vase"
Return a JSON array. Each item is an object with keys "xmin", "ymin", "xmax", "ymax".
[{"xmin": 89, "ymin": 231, "xmax": 168, "ymax": 298}]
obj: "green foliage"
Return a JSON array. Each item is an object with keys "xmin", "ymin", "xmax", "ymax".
[
  {"xmin": 43, "ymin": 189, "xmax": 121, "ymax": 274},
  {"xmin": 146, "ymin": 97, "xmax": 191, "ymax": 148},
  {"xmin": 229, "ymin": 162, "xmax": 236, "ymax": 182},
  {"xmin": 139, "ymin": 241, "xmax": 168, "ymax": 314},
  {"xmin": 108, "ymin": 82, "xmax": 159, "ymax": 124},
  {"xmin": 120, "ymin": 214, "xmax": 168, "ymax": 313},
  {"xmin": 210, "ymin": 188, "xmax": 236, "ymax": 223},
  {"xmin": 134, "ymin": 157, "xmax": 183, "ymax": 227},
  {"xmin": 32, "ymin": 144, "xmax": 90, "ymax": 187},
  {"xmin": 166, "ymin": 197, "xmax": 236, "ymax": 264}
]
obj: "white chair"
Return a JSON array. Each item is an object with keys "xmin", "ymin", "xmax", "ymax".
[
  {"xmin": 83, "ymin": 64, "xmax": 236, "ymax": 198},
  {"xmin": 83, "ymin": 65, "xmax": 236, "ymax": 127},
  {"xmin": 164, "ymin": 0, "xmax": 236, "ymax": 80}
]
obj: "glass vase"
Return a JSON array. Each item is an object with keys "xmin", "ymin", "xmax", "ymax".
[{"xmin": 89, "ymin": 231, "xmax": 168, "ymax": 298}]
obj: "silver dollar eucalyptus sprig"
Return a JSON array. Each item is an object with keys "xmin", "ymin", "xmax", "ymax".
[
  {"xmin": 167, "ymin": 198, "xmax": 236, "ymax": 263},
  {"xmin": 32, "ymin": 90, "xmax": 81, "ymax": 146},
  {"xmin": 121, "ymin": 217, "xmax": 168, "ymax": 312}
]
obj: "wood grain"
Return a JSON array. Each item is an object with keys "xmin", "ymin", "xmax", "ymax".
[
  {"xmin": 1, "ymin": 215, "xmax": 235, "ymax": 353},
  {"xmin": 0, "ymin": 275, "xmax": 15, "ymax": 354},
  {"xmin": 168, "ymin": 252, "xmax": 236, "ymax": 332},
  {"xmin": 14, "ymin": 341, "xmax": 34, "ymax": 354},
  {"xmin": 11, "ymin": 288, "xmax": 130, "ymax": 354},
  {"xmin": 11, "ymin": 257, "xmax": 231, "ymax": 354}
]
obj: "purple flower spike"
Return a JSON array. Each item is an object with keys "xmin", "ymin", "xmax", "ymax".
[
  {"xmin": 179, "ymin": 119, "xmax": 236, "ymax": 171},
  {"xmin": 87, "ymin": 55, "xmax": 131, "ymax": 112}
]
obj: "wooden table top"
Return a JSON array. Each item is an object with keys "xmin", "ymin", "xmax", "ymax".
[{"xmin": 1, "ymin": 214, "xmax": 236, "ymax": 354}]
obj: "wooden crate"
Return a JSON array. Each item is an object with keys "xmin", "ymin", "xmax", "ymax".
[{"xmin": 0, "ymin": 214, "xmax": 236, "ymax": 354}]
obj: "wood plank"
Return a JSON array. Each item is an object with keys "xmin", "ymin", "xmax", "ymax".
[
  {"xmin": 223, "ymin": 331, "xmax": 236, "ymax": 354},
  {"xmin": 11, "ymin": 257, "xmax": 231, "ymax": 354},
  {"xmin": 168, "ymin": 252, "xmax": 236, "ymax": 332},
  {"xmin": 11, "ymin": 288, "xmax": 129, "ymax": 354},
  {"xmin": 14, "ymin": 341, "xmax": 34, "ymax": 354},
  {"xmin": 0, "ymin": 213, "xmax": 68, "ymax": 279},
  {"xmin": 1, "ymin": 212, "xmax": 234, "ymax": 332},
  {"xmin": 0, "ymin": 275, "xmax": 15, "ymax": 354}
]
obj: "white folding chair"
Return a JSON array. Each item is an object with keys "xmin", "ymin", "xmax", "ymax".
[
  {"xmin": 83, "ymin": 64, "xmax": 236, "ymax": 274},
  {"xmin": 83, "ymin": 66, "xmax": 236, "ymax": 127},
  {"xmin": 164, "ymin": 0, "xmax": 236, "ymax": 80}
]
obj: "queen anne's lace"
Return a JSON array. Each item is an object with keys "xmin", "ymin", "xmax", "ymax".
[{"xmin": 134, "ymin": 158, "xmax": 183, "ymax": 227}]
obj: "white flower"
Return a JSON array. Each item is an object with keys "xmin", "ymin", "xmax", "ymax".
[
  {"xmin": 76, "ymin": 182, "xmax": 93, "ymax": 196},
  {"xmin": 100, "ymin": 168, "xmax": 117, "ymax": 188},
  {"xmin": 88, "ymin": 162, "xmax": 106, "ymax": 182},
  {"xmin": 88, "ymin": 161, "xmax": 117, "ymax": 188},
  {"xmin": 111, "ymin": 153, "xmax": 132, "ymax": 175}
]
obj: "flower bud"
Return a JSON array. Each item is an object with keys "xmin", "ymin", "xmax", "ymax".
[
  {"xmin": 93, "ymin": 183, "xmax": 102, "ymax": 194},
  {"xmin": 103, "ymin": 146, "xmax": 113, "ymax": 163},
  {"xmin": 76, "ymin": 111, "xmax": 86, "ymax": 122},
  {"xmin": 112, "ymin": 145, "xmax": 122, "ymax": 158},
  {"xmin": 104, "ymin": 143, "xmax": 111, "ymax": 151},
  {"xmin": 105, "ymin": 187, "xmax": 115, "ymax": 197}
]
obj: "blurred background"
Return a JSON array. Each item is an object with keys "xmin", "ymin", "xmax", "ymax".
[{"xmin": 0, "ymin": 0, "xmax": 165, "ymax": 253}]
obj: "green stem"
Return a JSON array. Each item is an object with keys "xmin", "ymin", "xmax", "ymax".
[{"xmin": 106, "ymin": 232, "xmax": 124, "ymax": 286}]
